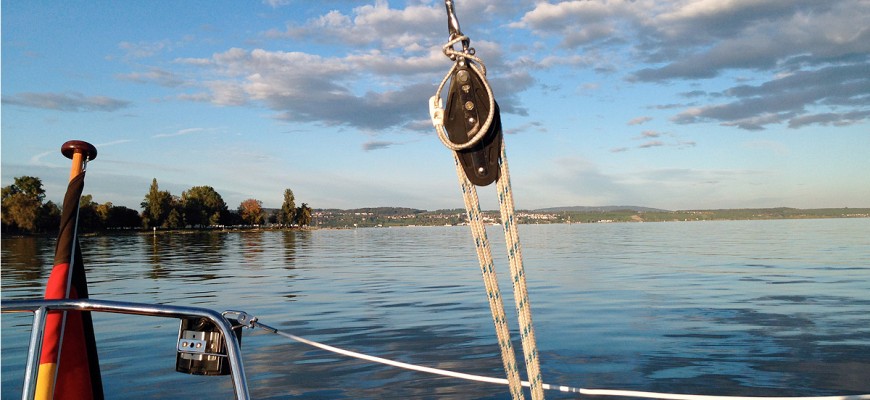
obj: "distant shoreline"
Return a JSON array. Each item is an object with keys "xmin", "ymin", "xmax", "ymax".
[
  {"xmin": 308, "ymin": 206, "xmax": 869, "ymax": 229},
  {"xmin": 5, "ymin": 208, "xmax": 867, "ymax": 237}
]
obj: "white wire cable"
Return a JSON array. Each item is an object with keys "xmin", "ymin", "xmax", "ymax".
[{"xmin": 254, "ymin": 321, "xmax": 870, "ymax": 400}]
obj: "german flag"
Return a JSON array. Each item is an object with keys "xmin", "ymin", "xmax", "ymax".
[{"xmin": 36, "ymin": 171, "xmax": 103, "ymax": 400}]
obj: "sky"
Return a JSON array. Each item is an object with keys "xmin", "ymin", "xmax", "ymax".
[{"xmin": 2, "ymin": 0, "xmax": 869, "ymax": 212}]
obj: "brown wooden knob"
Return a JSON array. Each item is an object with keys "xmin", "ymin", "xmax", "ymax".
[{"xmin": 61, "ymin": 140, "xmax": 98, "ymax": 161}]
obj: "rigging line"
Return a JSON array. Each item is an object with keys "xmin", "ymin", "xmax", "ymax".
[
  {"xmin": 252, "ymin": 321, "xmax": 870, "ymax": 400},
  {"xmin": 453, "ymin": 153, "xmax": 526, "ymax": 400},
  {"xmin": 431, "ymin": 30, "xmax": 529, "ymax": 400},
  {"xmin": 431, "ymin": 30, "xmax": 542, "ymax": 400},
  {"xmin": 495, "ymin": 142, "xmax": 543, "ymax": 394}
]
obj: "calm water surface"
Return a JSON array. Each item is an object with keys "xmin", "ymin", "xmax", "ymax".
[{"xmin": 2, "ymin": 219, "xmax": 869, "ymax": 399}]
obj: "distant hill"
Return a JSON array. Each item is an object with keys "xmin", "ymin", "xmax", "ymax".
[
  {"xmin": 532, "ymin": 205, "xmax": 670, "ymax": 213},
  {"xmin": 309, "ymin": 206, "xmax": 670, "ymax": 214},
  {"xmin": 317, "ymin": 207, "xmax": 426, "ymax": 215},
  {"xmin": 263, "ymin": 206, "xmax": 866, "ymax": 228}
]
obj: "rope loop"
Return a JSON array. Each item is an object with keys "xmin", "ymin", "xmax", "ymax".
[
  {"xmin": 443, "ymin": 35, "xmax": 480, "ymax": 67},
  {"xmin": 430, "ymin": 35, "xmax": 496, "ymax": 153}
]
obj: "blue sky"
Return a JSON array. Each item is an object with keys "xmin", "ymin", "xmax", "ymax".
[{"xmin": 3, "ymin": 0, "xmax": 869, "ymax": 211}]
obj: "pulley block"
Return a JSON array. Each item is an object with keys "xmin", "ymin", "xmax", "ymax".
[{"xmin": 443, "ymin": 61, "xmax": 502, "ymax": 186}]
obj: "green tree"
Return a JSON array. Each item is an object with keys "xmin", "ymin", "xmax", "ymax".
[
  {"xmin": 89, "ymin": 200, "xmax": 142, "ymax": 229},
  {"xmin": 105, "ymin": 205, "xmax": 142, "ymax": 229},
  {"xmin": 182, "ymin": 186, "xmax": 227, "ymax": 227},
  {"xmin": 165, "ymin": 207, "xmax": 183, "ymax": 229},
  {"xmin": 295, "ymin": 203, "xmax": 312, "ymax": 227},
  {"xmin": 2, "ymin": 192, "xmax": 41, "ymax": 232},
  {"xmin": 78, "ymin": 194, "xmax": 103, "ymax": 231},
  {"xmin": 279, "ymin": 188, "xmax": 296, "ymax": 226},
  {"xmin": 36, "ymin": 201, "xmax": 62, "ymax": 232},
  {"xmin": 2, "ymin": 176, "xmax": 48, "ymax": 233},
  {"xmin": 238, "ymin": 198, "xmax": 265, "ymax": 225},
  {"xmin": 95, "ymin": 201, "xmax": 113, "ymax": 223},
  {"xmin": 141, "ymin": 179, "xmax": 173, "ymax": 229},
  {"xmin": 8, "ymin": 176, "xmax": 46, "ymax": 201}
]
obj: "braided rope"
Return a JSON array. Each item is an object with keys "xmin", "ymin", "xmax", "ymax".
[
  {"xmin": 495, "ymin": 143, "xmax": 544, "ymax": 398},
  {"xmin": 430, "ymin": 34, "xmax": 545, "ymax": 400},
  {"xmin": 453, "ymin": 153, "xmax": 526, "ymax": 400}
]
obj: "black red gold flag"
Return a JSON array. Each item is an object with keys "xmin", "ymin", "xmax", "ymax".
[{"xmin": 36, "ymin": 171, "xmax": 103, "ymax": 400}]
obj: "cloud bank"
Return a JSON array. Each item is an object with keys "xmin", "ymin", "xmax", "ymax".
[{"xmin": 515, "ymin": 0, "xmax": 870, "ymax": 130}]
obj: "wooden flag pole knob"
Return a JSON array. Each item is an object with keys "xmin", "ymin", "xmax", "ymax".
[
  {"xmin": 61, "ymin": 140, "xmax": 98, "ymax": 182},
  {"xmin": 61, "ymin": 140, "xmax": 98, "ymax": 161}
]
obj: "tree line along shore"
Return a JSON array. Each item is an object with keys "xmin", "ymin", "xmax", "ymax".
[
  {"xmin": 3, "ymin": 175, "xmax": 867, "ymax": 235},
  {"xmin": 2, "ymin": 176, "xmax": 311, "ymax": 234}
]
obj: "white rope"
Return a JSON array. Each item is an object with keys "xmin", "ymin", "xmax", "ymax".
[
  {"xmin": 430, "ymin": 32, "xmax": 545, "ymax": 400},
  {"xmin": 495, "ymin": 142, "xmax": 544, "ymax": 395},
  {"xmin": 453, "ymin": 152, "xmax": 526, "ymax": 400},
  {"xmin": 254, "ymin": 321, "xmax": 870, "ymax": 400}
]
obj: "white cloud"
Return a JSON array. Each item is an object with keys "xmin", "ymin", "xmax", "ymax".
[
  {"xmin": 153, "ymin": 128, "xmax": 206, "ymax": 139},
  {"xmin": 164, "ymin": 32, "xmax": 530, "ymax": 131},
  {"xmin": 638, "ymin": 140, "xmax": 665, "ymax": 149},
  {"xmin": 510, "ymin": 0, "xmax": 870, "ymax": 130},
  {"xmin": 518, "ymin": 157, "xmax": 779, "ymax": 209},
  {"xmin": 97, "ymin": 139, "xmax": 134, "ymax": 147},
  {"xmin": 117, "ymin": 67, "xmax": 184, "ymax": 87},
  {"xmin": 672, "ymin": 63, "xmax": 870, "ymax": 130},
  {"xmin": 268, "ymin": 1, "xmax": 441, "ymax": 50},
  {"xmin": 628, "ymin": 116, "xmax": 653, "ymax": 126},
  {"xmin": 29, "ymin": 150, "xmax": 57, "ymax": 167},
  {"xmin": 362, "ymin": 140, "xmax": 395, "ymax": 151},
  {"xmin": 262, "ymin": 0, "xmax": 291, "ymax": 8},
  {"xmin": 108, "ymin": 1, "xmax": 869, "ymax": 136},
  {"xmin": 118, "ymin": 40, "xmax": 172, "ymax": 59},
  {"xmin": 2, "ymin": 92, "xmax": 130, "ymax": 112}
]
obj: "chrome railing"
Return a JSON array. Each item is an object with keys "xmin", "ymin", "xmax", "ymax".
[{"xmin": 2, "ymin": 299, "xmax": 250, "ymax": 400}]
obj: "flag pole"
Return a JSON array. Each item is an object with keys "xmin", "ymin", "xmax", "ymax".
[
  {"xmin": 60, "ymin": 141, "xmax": 96, "ymax": 303},
  {"xmin": 36, "ymin": 140, "xmax": 101, "ymax": 400}
]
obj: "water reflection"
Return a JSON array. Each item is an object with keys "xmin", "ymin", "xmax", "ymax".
[
  {"xmin": 147, "ymin": 233, "xmax": 170, "ymax": 279},
  {"xmin": 181, "ymin": 232, "xmax": 227, "ymax": 266},
  {"xmin": 282, "ymin": 230, "xmax": 297, "ymax": 268},
  {"xmin": 2, "ymin": 220, "xmax": 870, "ymax": 398},
  {"xmin": 240, "ymin": 230, "xmax": 265, "ymax": 265},
  {"xmin": 0, "ymin": 236, "xmax": 53, "ymax": 287}
]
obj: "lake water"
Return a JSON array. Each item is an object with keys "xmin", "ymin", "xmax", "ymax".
[{"xmin": 2, "ymin": 219, "xmax": 869, "ymax": 399}]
